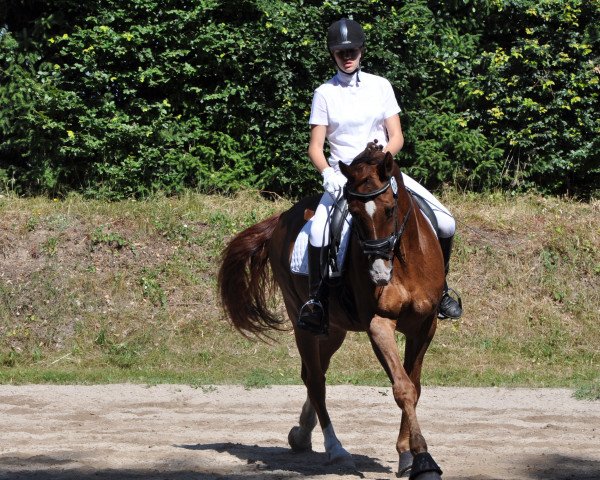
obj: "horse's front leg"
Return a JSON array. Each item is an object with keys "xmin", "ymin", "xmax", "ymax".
[
  {"xmin": 396, "ymin": 328, "xmax": 437, "ymax": 475},
  {"xmin": 368, "ymin": 315, "xmax": 442, "ymax": 479},
  {"xmin": 289, "ymin": 327, "xmax": 353, "ymax": 466}
]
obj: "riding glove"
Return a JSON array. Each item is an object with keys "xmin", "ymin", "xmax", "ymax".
[{"xmin": 322, "ymin": 167, "xmax": 347, "ymax": 197}]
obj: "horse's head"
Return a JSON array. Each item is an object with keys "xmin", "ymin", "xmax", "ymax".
[{"xmin": 339, "ymin": 141, "xmax": 410, "ymax": 286}]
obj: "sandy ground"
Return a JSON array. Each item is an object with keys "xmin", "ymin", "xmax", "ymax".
[{"xmin": 0, "ymin": 385, "xmax": 599, "ymax": 480}]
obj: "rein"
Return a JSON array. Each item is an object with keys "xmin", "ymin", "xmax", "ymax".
[{"xmin": 344, "ymin": 175, "xmax": 412, "ymax": 261}]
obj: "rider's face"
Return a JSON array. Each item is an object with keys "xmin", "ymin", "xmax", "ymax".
[{"xmin": 333, "ymin": 48, "xmax": 362, "ymax": 73}]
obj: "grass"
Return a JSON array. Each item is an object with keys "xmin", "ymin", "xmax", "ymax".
[
  {"xmin": 573, "ymin": 380, "xmax": 600, "ymax": 401},
  {"xmin": 0, "ymin": 190, "xmax": 598, "ymax": 397}
]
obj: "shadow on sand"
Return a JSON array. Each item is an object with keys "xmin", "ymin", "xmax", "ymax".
[
  {"xmin": 1, "ymin": 448, "xmax": 598, "ymax": 479},
  {"xmin": 179, "ymin": 442, "xmax": 392, "ymax": 477},
  {"xmin": 0, "ymin": 442, "xmax": 392, "ymax": 479}
]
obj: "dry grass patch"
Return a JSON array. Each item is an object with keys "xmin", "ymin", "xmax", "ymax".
[{"xmin": 0, "ymin": 191, "xmax": 598, "ymax": 389}]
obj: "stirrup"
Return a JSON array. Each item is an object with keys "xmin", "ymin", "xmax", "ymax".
[
  {"xmin": 438, "ymin": 287, "xmax": 462, "ymax": 319},
  {"xmin": 297, "ymin": 299, "xmax": 328, "ymax": 336}
]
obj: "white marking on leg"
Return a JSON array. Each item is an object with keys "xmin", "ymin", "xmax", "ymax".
[
  {"xmin": 323, "ymin": 423, "xmax": 339, "ymax": 452},
  {"xmin": 322, "ymin": 423, "xmax": 354, "ymax": 466}
]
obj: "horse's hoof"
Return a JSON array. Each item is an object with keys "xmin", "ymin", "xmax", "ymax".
[
  {"xmin": 410, "ymin": 473, "xmax": 442, "ymax": 480},
  {"xmin": 397, "ymin": 450, "xmax": 413, "ymax": 477},
  {"xmin": 408, "ymin": 452, "xmax": 442, "ymax": 480},
  {"xmin": 326, "ymin": 445, "xmax": 355, "ymax": 468},
  {"xmin": 288, "ymin": 426, "xmax": 312, "ymax": 452}
]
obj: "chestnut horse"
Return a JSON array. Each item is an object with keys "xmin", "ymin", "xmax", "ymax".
[{"xmin": 218, "ymin": 143, "xmax": 445, "ymax": 479}]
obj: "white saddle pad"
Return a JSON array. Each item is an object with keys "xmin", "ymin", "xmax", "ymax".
[{"xmin": 290, "ymin": 218, "xmax": 352, "ymax": 275}]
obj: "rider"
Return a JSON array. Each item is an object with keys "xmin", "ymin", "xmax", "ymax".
[{"xmin": 297, "ymin": 18, "xmax": 462, "ymax": 335}]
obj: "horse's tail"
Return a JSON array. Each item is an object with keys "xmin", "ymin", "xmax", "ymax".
[{"xmin": 218, "ymin": 213, "xmax": 285, "ymax": 337}]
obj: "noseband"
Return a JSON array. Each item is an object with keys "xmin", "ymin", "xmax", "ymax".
[{"xmin": 344, "ymin": 176, "xmax": 412, "ymax": 261}]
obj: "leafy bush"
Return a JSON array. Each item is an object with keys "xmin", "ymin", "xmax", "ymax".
[
  {"xmin": 459, "ymin": 0, "xmax": 600, "ymax": 195},
  {"xmin": 0, "ymin": 0, "xmax": 598, "ymax": 198}
]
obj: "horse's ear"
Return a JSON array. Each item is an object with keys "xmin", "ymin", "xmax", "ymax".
[
  {"xmin": 339, "ymin": 161, "xmax": 350, "ymax": 179},
  {"xmin": 384, "ymin": 152, "xmax": 395, "ymax": 177},
  {"xmin": 378, "ymin": 151, "xmax": 395, "ymax": 180}
]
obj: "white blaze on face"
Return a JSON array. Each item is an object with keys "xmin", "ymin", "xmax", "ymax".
[
  {"xmin": 365, "ymin": 200, "xmax": 376, "ymax": 219},
  {"xmin": 363, "ymin": 200, "xmax": 392, "ymax": 285},
  {"xmin": 365, "ymin": 200, "xmax": 378, "ymax": 237}
]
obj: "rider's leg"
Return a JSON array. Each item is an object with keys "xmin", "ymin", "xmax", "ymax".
[
  {"xmin": 297, "ymin": 244, "xmax": 329, "ymax": 335},
  {"xmin": 401, "ymin": 174, "xmax": 462, "ymax": 319},
  {"xmin": 438, "ymin": 236, "xmax": 462, "ymax": 319},
  {"xmin": 400, "ymin": 173, "xmax": 454, "ymax": 236},
  {"xmin": 297, "ymin": 193, "xmax": 334, "ymax": 335}
]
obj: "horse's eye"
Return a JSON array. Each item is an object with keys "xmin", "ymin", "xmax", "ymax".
[{"xmin": 385, "ymin": 206, "xmax": 394, "ymax": 218}]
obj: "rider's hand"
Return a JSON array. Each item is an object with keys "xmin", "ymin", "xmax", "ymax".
[{"xmin": 322, "ymin": 167, "xmax": 347, "ymax": 197}]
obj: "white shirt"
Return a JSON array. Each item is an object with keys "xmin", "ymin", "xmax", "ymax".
[{"xmin": 309, "ymin": 69, "xmax": 401, "ymax": 170}]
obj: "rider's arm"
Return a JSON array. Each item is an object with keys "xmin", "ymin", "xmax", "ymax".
[
  {"xmin": 383, "ymin": 114, "xmax": 404, "ymax": 156},
  {"xmin": 308, "ymin": 124, "xmax": 330, "ymax": 173}
]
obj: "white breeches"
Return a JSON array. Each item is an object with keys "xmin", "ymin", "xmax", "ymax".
[
  {"xmin": 401, "ymin": 173, "xmax": 455, "ymax": 239},
  {"xmin": 308, "ymin": 190, "xmax": 341, "ymax": 247},
  {"xmin": 308, "ymin": 172, "xmax": 455, "ymax": 247}
]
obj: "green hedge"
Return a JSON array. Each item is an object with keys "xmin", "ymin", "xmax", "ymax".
[{"xmin": 0, "ymin": 0, "xmax": 598, "ymax": 199}]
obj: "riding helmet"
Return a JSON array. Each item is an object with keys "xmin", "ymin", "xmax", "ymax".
[{"xmin": 327, "ymin": 18, "xmax": 365, "ymax": 51}]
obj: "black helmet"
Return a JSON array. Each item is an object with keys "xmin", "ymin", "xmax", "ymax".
[{"xmin": 327, "ymin": 18, "xmax": 365, "ymax": 51}]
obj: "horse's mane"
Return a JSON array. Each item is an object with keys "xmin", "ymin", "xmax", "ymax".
[
  {"xmin": 350, "ymin": 140, "xmax": 387, "ymax": 166},
  {"xmin": 348, "ymin": 140, "xmax": 402, "ymax": 181}
]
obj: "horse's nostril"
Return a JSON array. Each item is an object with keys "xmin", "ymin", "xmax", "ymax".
[{"xmin": 370, "ymin": 258, "xmax": 392, "ymax": 286}]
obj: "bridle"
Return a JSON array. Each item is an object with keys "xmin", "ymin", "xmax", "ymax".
[{"xmin": 343, "ymin": 175, "xmax": 412, "ymax": 261}]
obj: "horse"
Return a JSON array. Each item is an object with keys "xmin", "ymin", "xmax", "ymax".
[{"xmin": 218, "ymin": 142, "xmax": 445, "ymax": 479}]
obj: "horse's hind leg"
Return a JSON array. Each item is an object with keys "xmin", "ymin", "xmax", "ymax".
[
  {"xmin": 289, "ymin": 327, "xmax": 353, "ymax": 465},
  {"xmin": 288, "ymin": 395, "xmax": 316, "ymax": 451}
]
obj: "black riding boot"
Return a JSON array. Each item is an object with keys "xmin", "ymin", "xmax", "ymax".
[
  {"xmin": 297, "ymin": 244, "xmax": 329, "ymax": 336},
  {"xmin": 438, "ymin": 236, "xmax": 463, "ymax": 319}
]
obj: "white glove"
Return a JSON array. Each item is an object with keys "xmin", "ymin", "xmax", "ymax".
[{"xmin": 321, "ymin": 167, "xmax": 347, "ymax": 197}]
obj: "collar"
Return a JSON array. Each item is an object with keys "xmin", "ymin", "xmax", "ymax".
[{"xmin": 335, "ymin": 68, "xmax": 361, "ymax": 86}]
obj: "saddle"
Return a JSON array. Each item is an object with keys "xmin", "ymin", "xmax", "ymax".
[
  {"xmin": 294, "ymin": 198, "xmax": 350, "ymax": 281},
  {"xmin": 411, "ymin": 190, "xmax": 439, "ymax": 235}
]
